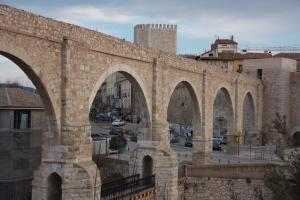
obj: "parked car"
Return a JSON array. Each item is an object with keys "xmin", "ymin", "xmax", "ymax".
[
  {"xmin": 213, "ymin": 133, "xmax": 227, "ymax": 144},
  {"xmin": 112, "ymin": 119, "xmax": 125, "ymax": 126},
  {"xmin": 185, "ymin": 137, "xmax": 193, "ymax": 147},
  {"xmin": 212, "ymin": 137, "xmax": 222, "ymax": 150},
  {"xmin": 170, "ymin": 137, "xmax": 180, "ymax": 144}
]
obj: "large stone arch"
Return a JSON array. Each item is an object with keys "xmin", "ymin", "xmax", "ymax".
[
  {"xmin": 242, "ymin": 92, "xmax": 256, "ymax": 132},
  {"xmin": 167, "ymin": 80, "xmax": 201, "ymax": 137},
  {"xmin": 88, "ymin": 64, "xmax": 152, "ymax": 140},
  {"xmin": 32, "ymin": 161, "xmax": 100, "ymax": 200},
  {"xmin": 292, "ymin": 132, "xmax": 300, "ymax": 146},
  {"xmin": 242, "ymin": 92, "xmax": 256, "ymax": 145},
  {"xmin": 47, "ymin": 172, "xmax": 62, "ymax": 200},
  {"xmin": 142, "ymin": 155, "xmax": 153, "ymax": 178},
  {"xmin": 212, "ymin": 87, "xmax": 235, "ymax": 136},
  {"xmin": 0, "ymin": 51, "xmax": 59, "ymax": 143},
  {"xmin": 89, "ymin": 64, "xmax": 151, "ymax": 122}
]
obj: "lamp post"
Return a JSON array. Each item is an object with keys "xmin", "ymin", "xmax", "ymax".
[{"xmin": 234, "ymin": 130, "xmax": 243, "ymax": 156}]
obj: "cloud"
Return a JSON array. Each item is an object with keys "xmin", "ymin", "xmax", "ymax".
[
  {"xmin": 2, "ymin": 0, "xmax": 300, "ymax": 53},
  {"xmin": 58, "ymin": 5, "xmax": 135, "ymax": 24},
  {"xmin": 179, "ymin": 15, "xmax": 287, "ymax": 43},
  {"xmin": 0, "ymin": 56, "xmax": 34, "ymax": 87}
]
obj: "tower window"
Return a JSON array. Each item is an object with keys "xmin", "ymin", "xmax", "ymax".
[{"xmin": 257, "ymin": 69, "xmax": 263, "ymax": 79}]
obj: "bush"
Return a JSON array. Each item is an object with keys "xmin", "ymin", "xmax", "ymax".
[
  {"xmin": 265, "ymin": 151, "xmax": 300, "ymax": 200},
  {"xmin": 109, "ymin": 135, "xmax": 127, "ymax": 151}
]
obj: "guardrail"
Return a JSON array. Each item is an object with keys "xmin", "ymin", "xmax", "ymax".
[{"xmin": 101, "ymin": 174, "xmax": 155, "ymax": 200}]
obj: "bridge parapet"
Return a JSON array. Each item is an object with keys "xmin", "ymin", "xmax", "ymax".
[{"xmin": 184, "ymin": 163, "xmax": 278, "ymax": 179}]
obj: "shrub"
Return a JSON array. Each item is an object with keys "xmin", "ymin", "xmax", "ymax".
[
  {"xmin": 265, "ymin": 152, "xmax": 300, "ymax": 200},
  {"xmin": 109, "ymin": 135, "xmax": 127, "ymax": 151}
]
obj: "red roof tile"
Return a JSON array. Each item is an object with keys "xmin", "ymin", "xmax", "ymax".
[
  {"xmin": 214, "ymin": 39, "xmax": 238, "ymax": 45},
  {"xmin": 0, "ymin": 87, "xmax": 44, "ymax": 109},
  {"xmin": 200, "ymin": 52, "xmax": 272, "ymax": 61},
  {"xmin": 273, "ymin": 53, "xmax": 300, "ymax": 60}
]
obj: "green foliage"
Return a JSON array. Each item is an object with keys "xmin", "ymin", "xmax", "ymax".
[
  {"xmin": 265, "ymin": 152, "xmax": 300, "ymax": 200},
  {"xmin": 272, "ymin": 113, "xmax": 289, "ymax": 151},
  {"xmin": 254, "ymin": 187, "xmax": 264, "ymax": 200},
  {"xmin": 109, "ymin": 135, "xmax": 127, "ymax": 151},
  {"xmin": 89, "ymin": 108, "xmax": 97, "ymax": 120},
  {"xmin": 272, "ymin": 113, "xmax": 288, "ymax": 137}
]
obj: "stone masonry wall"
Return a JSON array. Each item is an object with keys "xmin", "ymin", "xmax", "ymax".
[
  {"xmin": 134, "ymin": 24, "xmax": 177, "ymax": 54},
  {"xmin": 290, "ymin": 72, "xmax": 300, "ymax": 136},
  {"xmin": 93, "ymin": 155, "xmax": 129, "ymax": 182},
  {"xmin": 0, "ymin": 4, "xmax": 264, "ymax": 199},
  {"xmin": 181, "ymin": 164, "xmax": 274, "ymax": 200},
  {"xmin": 167, "ymin": 84, "xmax": 193, "ymax": 126},
  {"xmin": 183, "ymin": 177, "xmax": 271, "ymax": 200},
  {"xmin": 243, "ymin": 58, "xmax": 296, "ymax": 146}
]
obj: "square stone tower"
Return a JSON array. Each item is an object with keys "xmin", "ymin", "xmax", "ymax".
[{"xmin": 134, "ymin": 24, "xmax": 177, "ymax": 54}]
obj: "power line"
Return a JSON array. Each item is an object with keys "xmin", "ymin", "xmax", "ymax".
[{"xmin": 241, "ymin": 45, "xmax": 300, "ymax": 52}]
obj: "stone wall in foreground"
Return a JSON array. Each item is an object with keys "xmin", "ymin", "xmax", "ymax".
[
  {"xmin": 179, "ymin": 164, "xmax": 274, "ymax": 200},
  {"xmin": 93, "ymin": 155, "xmax": 129, "ymax": 183},
  {"xmin": 183, "ymin": 177, "xmax": 271, "ymax": 200}
]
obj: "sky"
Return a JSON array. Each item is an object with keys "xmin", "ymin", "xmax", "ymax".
[{"xmin": 0, "ymin": 0, "xmax": 300, "ymax": 86}]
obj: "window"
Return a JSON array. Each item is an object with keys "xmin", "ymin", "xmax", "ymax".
[
  {"xmin": 14, "ymin": 110, "xmax": 31, "ymax": 129},
  {"xmin": 257, "ymin": 69, "xmax": 263, "ymax": 80},
  {"xmin": 237, "ymin": 65, "xmax": 243, "ymax": 73}
]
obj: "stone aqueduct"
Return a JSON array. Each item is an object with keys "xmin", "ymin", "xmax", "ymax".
[{"xmin": 0, "ymin": 4, "xmax": 262, "ymax": 200}]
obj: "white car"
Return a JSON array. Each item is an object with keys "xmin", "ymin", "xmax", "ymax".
[{"xmin": 112, "ymin": 119, "xmax": 125, "ymax": 126}]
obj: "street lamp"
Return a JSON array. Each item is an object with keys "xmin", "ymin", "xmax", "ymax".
[{"xmin": 234, "ymin": 130, "xmax": 243, "ymax": 156}]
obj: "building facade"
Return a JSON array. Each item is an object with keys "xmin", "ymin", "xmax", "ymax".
[
  {"xmin": 115, "ymin": 73, "xmax": 131, "ymax": 115},
  {"xmin": 0, "ymin": 87, "xmax": 45, "ymax": 199},
  {"xmin": 200, "ymin": 37, "xmax": 272, "ymax": 72},
  {"xmin": 273, "ymin": 52, "xmax": 300, "ymax": 72},
  {"xmin": 243, "ymin": 57, "xmax": 299, "ymax": 146}
]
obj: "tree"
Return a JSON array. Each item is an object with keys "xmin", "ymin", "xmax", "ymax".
[
  {"xmin": 272, "ymin": 113, "xmax": 288, "ymax": 143},
  {"xmin": 265, "ymin": 152, "xmax": 300, "ymax": 200},
  {"xmin": 272, "ymin": 113, "xmax": 290, "ymax": 158},
  {"xmin": 109, "ymin": 135, "xmax": 127, "ymax": 152}
]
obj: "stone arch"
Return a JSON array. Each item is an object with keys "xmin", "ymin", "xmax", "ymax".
[
  {"xmin": 89, "ymin": 64, "xmax": 151, "ymax": 121},
  {"xmin": 292, "ymin": 132, "xmax": 300, "ymax": 146},
  {"xmin": 142, "ymin": 155, "xmax": 153, "ymax": 178},
  {"xmin": 0, "ymin": 51, "xmax": 59, "ymax": 143},
  {"xmin": 167, "ymin": 81, "xmax": 201, "ymax": 137},
  {"xmin": 242, "ymin": 92, "xmax": 256, "ymax": 133},
  {"xmin": 47, "ymin": 172, "xmax": 62, "ymax": 200},
  {"xmin": 89, "ymin": 65, "xmax": 152, "ymax": 140},
  {"xmin": 213, "ymin": 87, "xmax": 234, "ymax": 136}
]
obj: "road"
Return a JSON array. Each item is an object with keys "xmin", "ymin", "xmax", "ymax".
[{"xmin": 90, "ymin": 122, "xmax": 283, "ymax": 165}]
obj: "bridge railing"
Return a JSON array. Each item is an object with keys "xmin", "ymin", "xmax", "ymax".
[{"xmin": 101, "ymin": 174, "xmax": 155, "ymax": 200}]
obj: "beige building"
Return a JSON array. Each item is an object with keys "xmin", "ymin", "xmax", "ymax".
[
  {"xmin": 273, "ymin": 52, "xmax": 300, "ymax": 72},
  {"xmin": 202, "ymin": 36, "xmax": 238, "ymax": 57},
  {"xmin": 200, "ymin": 37, "xmax": 272, "ymax": 72},
  {"xmin": 0, "ymin": 87, "xmax": 45, "ymax": 199},
  {"xmin": 115, "ymin": 73, "xmax": 131, "ymax": 115},
  {"xmin": 243, "ymin": 57, "xmax": 299, "ymax": 146}
]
